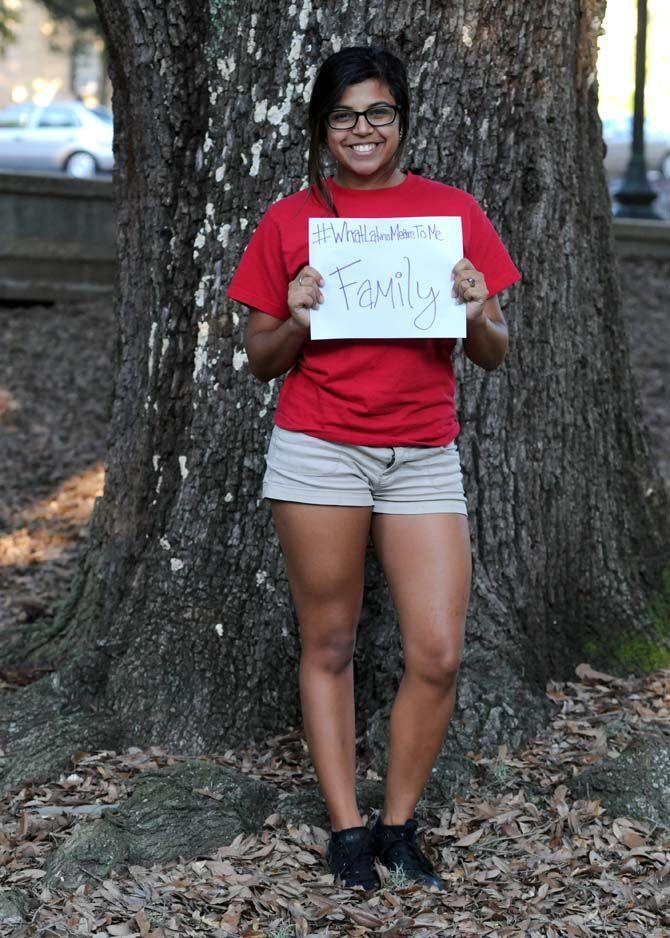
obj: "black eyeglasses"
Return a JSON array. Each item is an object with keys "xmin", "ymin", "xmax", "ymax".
[{"xmin": 326, "ymin": 103, "xmax": 400, "ymax": 131}]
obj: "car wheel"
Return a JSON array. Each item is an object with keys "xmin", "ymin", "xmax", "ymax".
[
  {"xmin": 660, "ymin": 152, "xmax": 670, "ymax": 180},
  {"xmin": 64, "ymin": 151, "xmax": 98, "ymax": 178}
]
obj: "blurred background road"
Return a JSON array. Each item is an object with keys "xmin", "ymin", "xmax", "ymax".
[{"xmin": 0, "ymin": 0, "xmax": 111, "ymax": 178}]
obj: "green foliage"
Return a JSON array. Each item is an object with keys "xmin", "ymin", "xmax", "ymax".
[
  {"xmin": 0, "ymin": 0, "xmax": 21, "ymax": 55},
  {"xmin": 37, "ymin": 0, "xmax": 101, "ymax": 36},
  {"xmin": 0, "ymin": 0, "xmax": 101, "ymax": 58}
]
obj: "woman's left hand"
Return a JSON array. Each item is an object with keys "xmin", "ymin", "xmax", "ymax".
[{"xmin": 452, "ymin": 258, "xmax": 489, "ymax": 324}]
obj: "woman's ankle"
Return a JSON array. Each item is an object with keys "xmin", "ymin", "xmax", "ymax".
[
  {"xmin": 380, "ymin": 802, "xmax": 415, "ymax": 825},
  {"xmin": 330, "ymin": 812, "xmax": 365, "ymax": 832}
]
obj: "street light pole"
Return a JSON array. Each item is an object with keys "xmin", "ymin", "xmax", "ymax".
[{"xmin": 614, "ymin": 0, "xmax": 660, "ymax": 218}]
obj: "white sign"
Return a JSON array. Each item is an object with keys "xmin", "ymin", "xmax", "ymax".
[{"xmin": 308, "ymin": 216, "xmax": 464, "ymax": 340}]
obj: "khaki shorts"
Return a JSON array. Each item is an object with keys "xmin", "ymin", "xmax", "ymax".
[{"xmin": 262, "ymin": 426, "xmax": 467, "ymax": 515}]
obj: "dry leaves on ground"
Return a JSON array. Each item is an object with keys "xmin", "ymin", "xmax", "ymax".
[{"xmin": 1, "ymin": 667, "xmax": 669, "ymax": 936}]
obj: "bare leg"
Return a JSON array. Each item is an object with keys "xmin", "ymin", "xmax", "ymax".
[
  {"xmin": 271, "ymin": 501, "xmax": 372, "ymax": 831},
  {"xmin": 370, "ymin": 512, "xmax": 471, "ymax": 824}
]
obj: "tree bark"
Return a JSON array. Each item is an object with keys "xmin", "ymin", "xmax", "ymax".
[{"xmin": 2, "ymin": 0, "xmax": 668, "ymax": 794}]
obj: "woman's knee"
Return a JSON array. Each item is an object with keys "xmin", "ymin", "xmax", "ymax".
[
  {"xmin": 300, "ymin": 628, "xmax": 357, "ymax": 674},
  {"xmin": 404, "ymin": 639, "xmax": 463, "ymax": 690}
]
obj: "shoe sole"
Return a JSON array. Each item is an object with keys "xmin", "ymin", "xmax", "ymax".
[{"xmin": 331, "ymin": 872, "xmax": 380, "ymax": 891}]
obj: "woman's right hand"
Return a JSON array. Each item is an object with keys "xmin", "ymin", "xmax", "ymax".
[{"xmin": 288, "ymin": 266, "xmax": 324, "ymax": 330}]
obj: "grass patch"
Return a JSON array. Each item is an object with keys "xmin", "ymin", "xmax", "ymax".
[
  {"xmin": 618, "ymin": 567, "xmax": 670, "ymax": 671},
  {"xmin": 615, "ymin": 638, "xmax": 670, "ymax": 671},
  {"xmin": 268, "ymin": 921, "xmax": 294, "ymax": 938},
  {"xmin": 385, "ymin": 864, "xmax": 412, "ymax": 889}
]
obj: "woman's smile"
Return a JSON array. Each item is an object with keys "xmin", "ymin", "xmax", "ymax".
[
  {"xmin": 326, "ymin": 77, "xmax": 403, "ymax": 189},
  {"xmin": 351, "ymin": 143, "xmax": 377, "ymax": 152}
]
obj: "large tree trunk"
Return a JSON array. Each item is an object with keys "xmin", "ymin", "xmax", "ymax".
[{"xmin": 2, "ymin": 0, "xmax": 668, "ymax": 796}]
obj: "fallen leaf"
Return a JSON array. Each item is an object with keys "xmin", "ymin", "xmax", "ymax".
[{"xmin": 453, "ymin": 828, "xmax": 484, "ymax": 847}]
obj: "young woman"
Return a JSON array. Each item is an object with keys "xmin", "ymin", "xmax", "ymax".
[{"xmin": 227, "ymin": 46, "xmax": 520, "ymax": 891}]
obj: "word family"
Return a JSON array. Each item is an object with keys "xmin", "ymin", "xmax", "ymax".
[
  {"xmin": 329, "ymin": 256, "xmax": 440, "ymax": 330},
  {"xmin": 311, "ymin": 219, "xmax": 445, "ymax": 247}
]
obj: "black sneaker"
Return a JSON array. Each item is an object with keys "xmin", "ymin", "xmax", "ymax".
[
  {"xmin": 326, "ymin": 825, "xmax": 381, "ymax": 890},
  {"xmin": 370, "ymin": 815, "xmax": 444, "ymax": 890}
]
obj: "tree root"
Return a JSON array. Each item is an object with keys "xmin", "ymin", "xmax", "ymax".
[
  {"xmin": 43, "ymin": 760, "xmax": 278, "ymax": 890},
  {"xmin": 0, "ymin": 676, "xmax": 119, "ymax": 789},
  {"xmin": 569, "ymin": 731, "xmax": 670, "ymax": 827}
]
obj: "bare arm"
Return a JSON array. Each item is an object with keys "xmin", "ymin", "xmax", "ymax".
[
  {"xmin": 462, "ymin": 296, "xmax": 509, "ymax": 371},
  {"xmin": 243, "ymin": 265, "xmax": 324, "ymax": 383},
  {"xmin": 244, "ymin": 310, "xmax": 309, "ymax": 382},
  {"xmin": 453, "ymin": 258, "xmax": 509, "ymax": 371}
]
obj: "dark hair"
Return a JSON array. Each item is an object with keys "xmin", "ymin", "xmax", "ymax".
[{"xmin": 307, "ymin": 46, "xmax": 410, "ymax": 214}]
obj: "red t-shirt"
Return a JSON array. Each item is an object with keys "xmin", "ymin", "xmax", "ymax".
[{"xmin": 227, "ymin": 172, "xmax": 521, "ymax": 446}]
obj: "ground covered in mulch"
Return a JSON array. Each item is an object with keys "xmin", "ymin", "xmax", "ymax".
[
  {"xmin": 0, "ymin": 299, "xmax": 113, "ymax": 634},
  {"xmin": 1, "ymin": 664, "xmax": 669, "ymax": 935},
  {"xmin": 0, "ymin": 255, "xmax": 668, "ymax": 935}
]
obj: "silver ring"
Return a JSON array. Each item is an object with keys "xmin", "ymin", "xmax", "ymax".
[
  {"xmin": 467, "ymin": 277, "xmax": 476, "ymax": 288},
  {"xmin": 298, "ymin": 273, "xmax": 304, "ymax": 286}
]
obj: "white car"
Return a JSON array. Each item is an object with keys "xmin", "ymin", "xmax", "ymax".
[
  {"xmin": 601, "ymin": 116, "xmax": 670, "ymax": 178},
  {"xmin": 0, "ymin": 101, "xmax": 113, "ymax": 178}
]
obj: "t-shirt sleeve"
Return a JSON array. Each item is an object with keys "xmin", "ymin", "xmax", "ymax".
[
  {"xmin": 464, "ymin": 198, "xmax": 521, "ymax": 298},
  {"xmin": 227, "ymin": 210, "xmax": 290, "ymax": 320}
]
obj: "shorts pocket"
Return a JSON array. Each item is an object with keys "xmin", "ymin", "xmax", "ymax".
[
  {"xmin": 426, "ymin": 444, "xmax": 464, "ymax": 493},
  {"xmin": 267, "ymin": 428, "xmax": 345, "ymax": 477}
]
